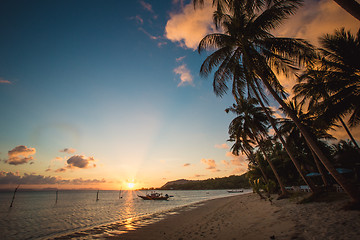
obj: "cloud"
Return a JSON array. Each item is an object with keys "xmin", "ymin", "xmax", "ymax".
[
  {"xmin": 274, "ymin": 0, "xmax": 360, "ymax": 47},
  {"xmin": 157, "ymin": 41, "xmax": 167, "ymax": 47},
  {"xmin": 66, "ymin": 155, "xmax": 96, "ymax": 169},
  {"xmin": 221, "ymin": 160, "xmax": 230, "ymax": 166},
  {"xmin": 0, "ymin": 78, "xmax": 11, "ymax": 84},
  {"xmin": 174, "ymin": 64, "xmax": 194, "ymax": 87},
  {"xmin": 232, "ymin": 167, "xmax": 248, "ymax": 174},
  {"xmin": 55, "ymin": 167, "xmax": 67, "ymax": 173},
  {"xmin": 272, "ymin": 0, "xmax": 360, "ymax": 95},
  {"xmin": 131, "ymin": 15, "xmax": 144, "ymax": 25},
  {"xmin": 140, "ymin": 1, "xmax": 154, "ymax": 13},
  {"xmin": 5, "ymin": 145, "xmax": 36, "ymax": 165},
  {"xmin": 215, "ymin": 143, "xmax": 229, "ymax": 149},
  {"xmin": 0, "ymin": 171, "xmax": 106, "ymax": 185},
  {"xmin": 176, "ymin": 56, "xmax": 186, "ymax": 62},
  {"xmin": 194, "ymin": 174, "xmax": 205, "ymax": 178},
  {"xmin": 139, "ymin": 27, "xmax": 161, "ymax": 40},
  {"xmin": 59, "ymin": 148, "xmax": 76, "ymax": 154},
  {"xmin": 201, "ymin": 158, "xmax": 220, "ymax": 172},
  {"xmin": 225, "ymin": 152, "xmax": 247, "ymax": 166},
  {"xmin": 329, "ymin": 116, "xmax": 360, "ymax": 141},
  {"xmin": 165, "ymin": 0, "xmax": 216, "ymax": 50},
  {"xmin": 224, "ymin": 152, "xmax": 248, "ymax": 175},
  {"xmin": 183, "ymin": 163, "xmax": 191, "ymax": 167}
]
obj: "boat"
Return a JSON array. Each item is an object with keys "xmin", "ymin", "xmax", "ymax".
[
  {"xmin": 138, "ymin": 192, "xmax": 170, "ymax": 200},
  {"xmin": 227, "ymin": 189, "xmax": 243, "ymax": 193}
]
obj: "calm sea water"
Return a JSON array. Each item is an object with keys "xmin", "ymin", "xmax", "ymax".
[{"xmin": 0, "ymin": 189, "xmax": 250, "ymax": 239}]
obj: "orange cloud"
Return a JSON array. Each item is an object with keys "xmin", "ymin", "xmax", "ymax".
[
  {"xmin": 174, "ymin": 64, "xmax": 194, "ymax": 86},
  {"xmin": 0, "ymin": 78, "xmax": 11, "ymax": 84},
  {"xmin": 60, "ymin": 148, "xmax": 76, "ymax": 154},
  {"xmin": 232, "ymin": 167, "xmax": 248, "ymax": 175},
  {"xmin": 6, "ymin": 145, "xmax": 36, "ymax": 165},
  {"xmin": 221, "ymin": 160, "xmax": 230, "ymax": 166},
  {"xmin": 215, "ymin": 143, "xmax": 229, "ymax": 149},
  {"xmin": 165, "ymin": 0, "xmax": 215, "ymax": 50},
  {"xmin": 176, "ymin": 56, "xmax": 186, "ymax": 62},
  {"xmin": 225, "ymin": 152, "xmax": 248, "ymax": 175},
  {"xmin": 201, "ymin": 158, "xmax": 220, "ymax": 172},
  {"xmin": 273, "ymin": 0, "xmax": 360, "ymax": 95},
  {"xmin": 274, "ymin": 0, "xmax": 360, "ymax": 47},
  {"xmin": 329, "ymin": 116, "xmax": 360, "ymax": 141},
  {"xmin": 225, "ymin": 152, "xmax": 247, "ymax": 167}
]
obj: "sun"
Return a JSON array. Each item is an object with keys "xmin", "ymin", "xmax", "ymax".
[{"xmin": 127, "ymin": 182, "xmax": 135, "ymax": 189}]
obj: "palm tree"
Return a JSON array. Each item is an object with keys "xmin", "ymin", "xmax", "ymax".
[
  {"xmin": 197, "ymin": 0, "xmax": 359, "ymax": 202},
  {"xmin": 228, "ymin": 132, "xmax": 270, "ymax": 185},
  {"xmin": 279, "ymin": 99, "xmax": 336, "ymax": 187},
  {"xmin": 317, "ymin": 29, "xmax": 360, "ymax": 128},
  {"xmin": 193, "ymin": 0, "xmax": 360, "ymax": 21},
  {"xmin": 251, "ymin": 79, "xmax": 317, "ymax": 192},
  {"xmin": 226, "ymin": 97, "xmax": 288, "ymax": 196},
  {"xmin": 295, "ymin": 29, "xmax": 360, "ymax": 150},
  {"xmin": 294, "ymin": 68, "xmax": 360, "ymax": 150}
]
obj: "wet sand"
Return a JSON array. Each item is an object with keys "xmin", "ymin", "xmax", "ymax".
[{"xmin": 55, "ymin": 192, "xmax": 360, "ymax": 240}]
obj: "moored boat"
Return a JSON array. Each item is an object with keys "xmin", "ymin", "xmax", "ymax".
[
  {"xmin": 138, "ymin": 192, "xmax": 170, "ymax": 200},
  {"xmin": 227, "ymin": 189, "xmax": 243, "ymax": 193}
]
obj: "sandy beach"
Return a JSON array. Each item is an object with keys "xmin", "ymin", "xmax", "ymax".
[{"xmin": 90, "ymin": 192, "xmax": 359, "ymax": 240}]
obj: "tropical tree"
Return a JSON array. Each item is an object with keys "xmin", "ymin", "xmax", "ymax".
[
  {"xmin": 295, "ymin": 28, "xmax": 360, "ymax": 150},
  {"xmin": 193, "ymin": 0, "xmax": 360, "ymax": 21},
  {"xmin": 197, "ymin": 0, "xmax": 359, "ymax": 202},
  {"xmin": 279, "ymin": 99, "xmax": 336, "ymax": 187},
  {"xmin": 294, "ymin": 68, "xmax": 360, "ymax": 150},
  {"xmin": 228, "ymin": 131, "xmax": 271, "ymax": 185},
  {"xmin": 226, "ymin": 97, "xmax": 288, "ymax": 196}
]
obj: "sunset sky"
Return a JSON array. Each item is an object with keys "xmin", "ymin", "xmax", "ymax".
[{"xmin": 1, "ymin": 0, "xmax": 359, "ymax": 190}]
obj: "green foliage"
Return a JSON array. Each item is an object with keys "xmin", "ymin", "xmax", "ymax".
[{"xmin": 160, "ymin": 175, "xmax": 250, "ymax": 190}]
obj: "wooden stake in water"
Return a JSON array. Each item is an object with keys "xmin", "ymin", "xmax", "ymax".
[
  {"xmin": 10, "ymin": 185, "xmax": 20, "ymax": 208},
  {"xmin": 119, "ymin": 189, "xmax": 122, "ymax": 199},
  {"xmin": 55, "ymin": 190, "xmax": 58, "ymax": 204},
  {"xmin": 96, "ymin": 190, "xmax": 99, "ymax": 201}
]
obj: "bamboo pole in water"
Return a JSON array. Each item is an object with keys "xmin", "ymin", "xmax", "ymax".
[
  {"xmin": 55, "ymin": 190, "xmax": 58, "ymax": 204},
  {"xmin": 10, "ymin": 185, "xmax": 20, "ymax": 208},
  {"xmin": 96, "ymin": 190, "xmax": 99, "ymax": 201}
]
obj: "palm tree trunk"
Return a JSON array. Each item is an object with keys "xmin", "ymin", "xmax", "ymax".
[
  {"xmin": 338, "ymin": 116, "xmax": 360, "ymax": 150},
  {"xmin": 260, "ymin": 77, "xmax": 360, "ymax": 203},
  {"xmin": 254, "ymin": 136, "xmax": 288, "ymax": 196},
  {"xmin": 307, "ymin": 142, "xmax": 329, "ymax": 187},
  {"xmin": 251, "ymin": 81, "xmax": 317, "ymax": 192},
  {"xmin": 333, "ymin": 0, "xmax": 360, "ymax": 21}
]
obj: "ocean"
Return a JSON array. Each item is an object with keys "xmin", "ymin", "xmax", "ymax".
[{"xmin": 0, "ymin": 189, "xmax": 251, "ymax": 239}]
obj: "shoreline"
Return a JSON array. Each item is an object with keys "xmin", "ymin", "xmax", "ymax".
[
  {"xmin": 53, "ymin": 192, "xmax": 360, "ymax": 240},
  {"xmin": 50, "ymin": 192, "xmax": 250, "ymax": 240}
]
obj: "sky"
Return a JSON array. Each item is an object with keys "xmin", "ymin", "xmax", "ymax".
[{"xmin": 0, "ymin": 0, "xmax": 359, "ymax": 190}]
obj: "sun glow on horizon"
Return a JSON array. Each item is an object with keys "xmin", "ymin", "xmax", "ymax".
[{"xmin": 127, "ymin": 182, "xmax": 135, "ymax": 189}]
